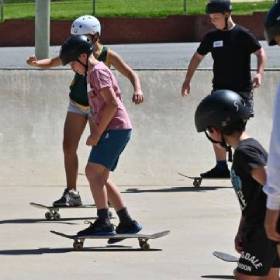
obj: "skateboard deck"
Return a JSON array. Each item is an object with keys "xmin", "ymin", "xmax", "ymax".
[
  {"xmin": 177, "ymin": 172, "xmax": 229, "ymax": 187},
  {"xmin": 30, "ymin": 202, "xmax": 96, "ymax": 220},
  {"xmin": 213, "ymin": 251, "xmax": 239, "ymax": 262},
  {"xmin": 50, "ymin": 230, "xmax": 170, "ymax": 250}
]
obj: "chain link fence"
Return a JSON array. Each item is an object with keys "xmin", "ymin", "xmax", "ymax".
[
  {"xmin": 0, "ymin": 0, "xmax": 272, "ymax": 22},
  {"xmin": 0, "ymin": 0, "xmax": 191, "ymax": 22}
]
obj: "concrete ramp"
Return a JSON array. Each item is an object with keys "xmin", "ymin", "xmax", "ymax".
[{"xmin": 0, "ymin": 69, "xmax": 276, "ymax": 186}]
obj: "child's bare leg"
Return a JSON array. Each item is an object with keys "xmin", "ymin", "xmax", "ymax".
[
  {"xmin": 52, "ymin": 112, "xmax": 86, "ymax": 207},
  {"xmin": 234, "ymin": 269, "xmax": 259, "ymax": 279},
  {"xmin": 105, "ymin": 179, "xmax": 125, "ymax": 211},
  {"xmin": 213, "ymin": 143, "xmax": 227, "ymax": 161},
  {"xmin": 234, "ymin": 268, "xmax": 280, "ymax": 280},
  {"xmin": 85, "ymin": 162, "xmax": 109, "ymax": 209},
  {"xmin": 77, "ymin": 162, "xmax": 114, "ymax": 236},
  {"xmin": 263, "ymin": 268, "xmax": 280, "ymax": 280},
  {"xmin": 63, "ymin": 112, "xmax": 87, "ymax": 190}
]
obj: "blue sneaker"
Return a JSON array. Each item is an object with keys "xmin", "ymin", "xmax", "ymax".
[
  {"xmin": 107, "ymin": 220, "xmax": 142, "ymax": 244},
  {"xmin": 77, "ymin": 219, "xmax": 115, "ymax": 237}
]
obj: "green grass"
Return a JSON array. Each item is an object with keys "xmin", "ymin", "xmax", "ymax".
[{"xmin": 0, "ymin": 0, "xmax": 276, "ymax": 20}]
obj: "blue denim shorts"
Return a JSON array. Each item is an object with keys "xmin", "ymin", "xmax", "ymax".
[{"xmin": 88, "ymin": 129, "xmax": 132, "ymax": 171}]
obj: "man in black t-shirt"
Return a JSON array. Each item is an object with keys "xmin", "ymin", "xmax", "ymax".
[
  {"xmin": 195, "ymin": 90, "xmax": 280, "ymax": 279},
  {"xmin": 181, "ymin": 0, "xmax": 266, "ymax": 179}
]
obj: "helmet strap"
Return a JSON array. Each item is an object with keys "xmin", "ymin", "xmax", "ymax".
[
  {"xmin": 76, "ymin": 56, "xmax": 89, "ymax": 74},
  {"xmin": 223, "ymin": 14, "xmax": 229, "ymax": 30},
  {"xmin": 204, "ymin": 131, "xmax": 233, "ymax": 162}
]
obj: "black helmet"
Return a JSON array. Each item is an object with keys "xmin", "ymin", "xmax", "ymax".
[
  {"xmin": 206, "ymin": 0, "xmax": 232, "ymax": 14},
  {"xmin": 59, "ymin": 35, "xmax": 93, "ymax": 65},
  {"xmin": 195, "ymin": 90, "xmax": 251, "ymax": 132},
  {"xmin": 264, "ymin": 1, "xmax": 280, "ymax": 46}
]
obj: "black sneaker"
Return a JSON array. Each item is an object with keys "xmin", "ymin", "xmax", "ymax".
[
  {"xmin": 200, "ymin": 166, "xmax": 230, "ymax": 179},
  {"xmin": 77, "ymin": 219, "xmax": 115, "ymax": 236},
  {"xmin": 107, "ymin": 220, "xmax": 142, "ymax": 244},
  {"xmin": 53, "ymin": 188, "xmax": 82, "ymax": 207}
]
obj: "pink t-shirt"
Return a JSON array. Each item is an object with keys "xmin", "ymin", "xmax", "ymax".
[{"xmin": 87, "ymin": 62, "xmax": 132, "ymax": 130}]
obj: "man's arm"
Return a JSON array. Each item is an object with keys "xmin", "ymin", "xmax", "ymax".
[
  {"xmin": 181, "ymin": 52, "xmax": 204, "ymax": 96},
  {"xmin": 252, "ymin": 47, "xmax": 266, "ymax": 88}
]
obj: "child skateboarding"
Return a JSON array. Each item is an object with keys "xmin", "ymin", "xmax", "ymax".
[
  {"xmin": 59, "ymin": 34, "xmax": 142, "ymax": 238},
  {"xmin": 26, "ymin": 15, "xmax": 143, "ymax": 208},
  {"xmin": 195, "ymin": 90, "xmax": 280, "ymax": 279}
]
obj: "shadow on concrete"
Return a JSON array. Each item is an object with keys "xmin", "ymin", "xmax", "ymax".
[
  {"xmin": 0, "ymin": 217, "xmax": 96, "ymax": 225},
  {"xmin": 123, "ymin": 186, "xmax": 230, "ymax": 194},
  {"xmin": 201, "ymin": 275, "xmax": 234, "ymax": 279},
  {"xmin": 0, "ymin": 246, "xmax": 161, "ymax": 255}
]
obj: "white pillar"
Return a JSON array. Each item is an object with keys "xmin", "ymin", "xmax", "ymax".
[{"xmin": 35, "ymin": 0, "xmax": 50, "ymax": 59}]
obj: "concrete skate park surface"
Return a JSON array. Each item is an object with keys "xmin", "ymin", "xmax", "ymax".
[
  {"xmin": 0, "ymin": 68, "xmax": 277, "ymax": 280},
  {"xmin": 0, "ymin": 43, "xmax": 279, "ymax": 279}
]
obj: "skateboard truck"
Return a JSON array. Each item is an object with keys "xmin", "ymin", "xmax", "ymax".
[
  {"xmin": 178, "ymin": 172, "xmax": 229, "ymax": 188},
  {"xmin": 30, "ymin": 202, "xmax": 98, "ymax": 220},
  {"xmin": 178, "ymin": 173, "xmax": 202, "ymax": 187},
  {"xmin": 45, "ymin": 207, "xmax": 61, "ymax": 220}
]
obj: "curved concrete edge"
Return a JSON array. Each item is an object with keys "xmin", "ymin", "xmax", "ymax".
[{"xmin": 0, "ymin": 69, "xmax": 276, "ymax": 186}]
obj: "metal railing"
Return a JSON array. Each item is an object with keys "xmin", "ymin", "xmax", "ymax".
[
  {"xmin": 91, "ymin": 0, "xmax": 188, "ymax": 16},
  {"xmin": 0, "ymin": 0, "xmax": 191, "ymax": 22},
  {"xmin": 0, "ymin": 0, "xmax": 271, "ymax": 22}
]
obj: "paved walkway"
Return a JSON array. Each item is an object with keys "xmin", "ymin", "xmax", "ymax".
[{"xmin": 0, "ymin": 42, "xmax": 279, "ymax": 279}]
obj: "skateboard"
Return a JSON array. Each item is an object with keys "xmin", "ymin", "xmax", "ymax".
[
  {"xmin": 213, "ymin": 251, "xmax": 239, "ymax": 262},
  {"xmin": 30, "ymin": 202, "xmax": 96, "ymax": 220},
  {"xmin": 50, "ymin": 230, "xmax": 170, "ymax": 250},
  {"xmin": 177, "ymin": 172, "xmax": 229, "ymax": 188}
]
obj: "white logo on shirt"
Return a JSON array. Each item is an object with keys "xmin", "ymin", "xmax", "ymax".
[
  {"xmin": 231, "ymin": 169, "xmax": 246, "ymax": 210},
  {"xmin": 213, "ymin": 40, "xmax": 223, "ymax": 48}
]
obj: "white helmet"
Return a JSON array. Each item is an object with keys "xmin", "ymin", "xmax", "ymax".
[{"xmin": 71, "ymin": 15, "xmax": 101, "ymax": 36}]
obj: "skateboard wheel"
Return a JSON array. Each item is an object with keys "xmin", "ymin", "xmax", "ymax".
[
  {"xmin": 73, "ymin": 240, "xmax": 84, "ymax": 250},
  {"xmin": 193, "ymin": 178, "xmax": 202, "ymax": 188},
  {"xmin": 53, "ymin": 213, "xmax": 61, "ymax": 220},
  {"xmin": 139, "ymin": 239, "xmax": 150, "ymax": 250},
  {"xmin": 45, "ymin": 212, "xmax": 53, "ymax": 220}
]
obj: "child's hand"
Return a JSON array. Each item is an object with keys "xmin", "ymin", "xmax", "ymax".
[
  {"xmin": 86, "ymin": 134, "xmax": 100, "ymax": 146},
  {"xmin": 26, "ymin": 55, "xmax": 38, "ymax": 66},
  {"xmin": 132, "ymin": 89, "xmax": 144, "ymax": 104},
  {"xmin": 252, "ymin": 73, "xmax": 262, "ymax": 88},
  {"xmin": 181, "ymin": 79, "xmax": 191, "ymax": 96}
]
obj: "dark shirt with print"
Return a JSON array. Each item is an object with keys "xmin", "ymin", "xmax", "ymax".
[
  {"xmin": 231, "ymin": 138, "xmax": 267, "ymax": 226},
  {"xmin": 197, "ymin": 25, "xmax": 261, "ymax": 92}
]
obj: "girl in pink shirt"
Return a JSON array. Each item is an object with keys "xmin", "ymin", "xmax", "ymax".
[{"xmin": 59, "ymin": 35, "xmax": 142, "ymax": 238}]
